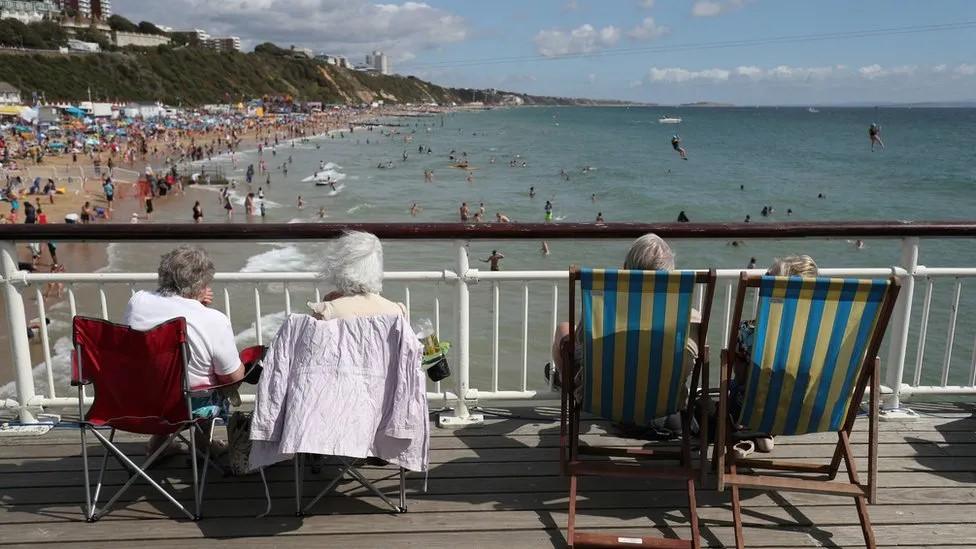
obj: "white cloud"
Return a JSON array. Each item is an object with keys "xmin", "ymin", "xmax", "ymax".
[
  {"xmin": 563, "ymin": 0, "xmax": 580, "ymax": 12},
  {"xmin": 110, "ymin": 0, "xmax": 467, "ymax": 55},
  {"xmin": 692, "ymin": 0, "xmax": 748, "ymax": 17},
  {"xmin": 533, "ymin": 23, "xmax": 621, "ymax": 57},
  {"xmin": 766, "ymin": 65, "xmax": 835, "ymax": 81},
  {"xmin": 648, "ymin": 67, "xmax": 730, "ymax": 83},
  {"xmin": 638, "ymin": 0, "xmax": 655, "ymax": 8},
  {"xmin": 858, "ymin": 64, "xmax": 917, "ymax": 79},
  {"xmin": 627, "ymin": 17, "xmax": 669, "ymax": 41},
  {"xmin": 933, "ymin": 64, "xmax": 948, "ymax": 73},
  {"xmin": 955, "ymin": 64, "xmax": 976, "ymax": 76},
  {"xmin": 734, "ymin": 65, "xmax": 763, "ymax": 79}
]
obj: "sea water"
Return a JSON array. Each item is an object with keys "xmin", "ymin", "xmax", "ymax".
[{"xmin": 10, "ymin": 107, "xmax": 976, "ymax": 396}]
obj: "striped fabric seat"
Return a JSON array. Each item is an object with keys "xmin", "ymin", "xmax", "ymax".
[
  {"xmin": 738, "ymin": 276, "xmax": 891, "ymax": 436},
  {"xmin": 580, "ymin": 268, "xmax": 697, "ymax": 425}
]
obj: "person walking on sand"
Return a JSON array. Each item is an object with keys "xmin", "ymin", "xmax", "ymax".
[
  {"xmin": 869, "ymin": 123, "xmax": 884, "ymax": 151},
  {"xmin": 541, "ymin": 241, "xmax": 550, "ymax": 256},
  {"xmin": 671, "ymin": 134, "xmax": 688, "ymax": 160},
  {"xmin": 482, "ymin": 250, "xmax": 505, "ymax": 271},
  {"xmin": 223, "ymin": 194, "xmax": 233, "ymax": 219}
]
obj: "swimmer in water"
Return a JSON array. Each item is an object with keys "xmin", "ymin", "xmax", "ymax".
[
  {"xmin": 595, "ymin": 212, "xmax": 605, "ymax": 224},
  {"xmin": 481, "ymin": 250, "xmax": 505, "ymax": 271},
  {"xmin": 677, "ymin": 211, "xmax": 690, "ymax": 223},
  {"xmin": 529, "ymin": 186, "xmax": 536, "ymax": 198},
  {"xmin": 671, "ymin": 135, "xmax": 688, "ymax": 160},
  {"xmin": 459, "ymin": 202, "xmax": 470, "ymax": 222},
  {"xmin": 410, "ymin": 202, "xmax": 421, "ymax": 216},
  {"xmin": 297, "ymin": 195, "xmax": 305, "ymax": 209},
  {"xmin": 544, "ymin": 200, "xmax": 553, "ymax": 223},
  {"xmin": 869, "ymin": 123, "xmax": 884, "ymax": 151},
  {"xmin": 496, "ymin": 212, "xmax": 511, "ymax": 223},
  {"xmin": 318, "ymin": 206, "xmax": 326, "ymax": 219},
  {"xmin": 591, "ymin": 193, "xmax": 597, "ymax": 202}
]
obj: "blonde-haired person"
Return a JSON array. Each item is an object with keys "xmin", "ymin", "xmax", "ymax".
[
  {"xmin": 306, "ymin": 231, "xmax": 406, "ymax": 320},
  {"xmin": 731, "ymin": 254, "xmax": 819, "ymax": 455}
]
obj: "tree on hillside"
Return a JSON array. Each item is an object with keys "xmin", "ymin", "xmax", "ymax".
[
  {"xmin": 107, "ymin": 14, "xmax": 137, "ymax": 32},
  {"xmin": 73, "ymin": 27, "xmax": 111, "ymax": 50},
  {"xmin": 254, "ymin": 42, "xmax": 288, "ymax": 56},
  {"xmin": 31, "ymin": 20, "xmax": 68, "ymax": 48},
  {"xmin": 137, "ymin": 21, "xmax": 164, "ymax": 35}
]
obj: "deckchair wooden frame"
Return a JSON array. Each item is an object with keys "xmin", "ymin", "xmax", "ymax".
[
  {"xmin": 561, "ymin": 267, "xmax": 716, "ymax": 548},
  {"xmin": 715, "ymin": 273, "xmax": 900, "ymax": 549}
]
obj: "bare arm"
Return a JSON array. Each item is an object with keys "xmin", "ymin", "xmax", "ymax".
[{"xmin": 215, "ymin": 363, "xmax": 246, "ymax": 385}]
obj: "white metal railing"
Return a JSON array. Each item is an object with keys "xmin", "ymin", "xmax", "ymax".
[{"xmin": 2, "ymin": 235, "xmax": 976, "ymax": 425}]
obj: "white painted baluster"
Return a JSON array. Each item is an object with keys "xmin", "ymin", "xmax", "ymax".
[
  {"xmin": 521, "ymin": 283, "xmax": 529, "ymax": 392},
  {"xmin": 284, "ymin": 283, "xmax": 292, "ymax": 316},
  {"xmin": 98, "ymin": 284, "xmax": 108, "ymax": 320},
  {"xmin": 886, "ymin": 237, "xmax": 919, "ymax": 414},
  {"xmin": 34, "ymin": 288, "xmax": 55, "ymax": 399},
  {"xmin": 434, "ymin": 295, "xmax": 441, "ymax": 394},
  {"xmin": 940, "ymin": 279, "xmax": 962, "ymax": 386},
  {"xmin": 1, "ymin": 241, "xmax": 37, "ymax": 422},
  {"xmin": 912, "ymin": 278, "xmax": 934, "ymax": 386},
  {"xmin": 491, "ymin": 283, "xmax": 499, "ymax": 392},
  {"xmin": 68, "ymin": 286, "xmax": 77, "ymax": 318},
  {"xmin": 404, "ymin": 286, "xmax": 411, "ymax": 324},
  {"xmin": 314, "ymin": 288, "xmax": 321, "ymax": 303},
  {"xmin": 254, "ymin": 286, "xmax": 263, "ymax": 346}
]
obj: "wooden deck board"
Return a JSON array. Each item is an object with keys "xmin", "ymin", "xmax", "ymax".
[{"xmin": 0, "ymin": 403, "xmax": 973, "ymax": 548}]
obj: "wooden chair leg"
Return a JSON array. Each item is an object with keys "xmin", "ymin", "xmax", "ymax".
[
  {"xmin": 730, "ymin": 482, "xmax": 745, "ymax": 549},
  {"xmin": 687, "ymin": 477, "xmax": 701, "ymax": 549},
  {"xmin": 854, "ymin": 495, "xmax": 876, "ymax": 548},
  {"xmin": 567, "ymin": 474, "xmax": 578, "ymax": 548}
]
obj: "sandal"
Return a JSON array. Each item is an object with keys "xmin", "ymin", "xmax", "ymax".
[
  {"xmin": 733, "ymin": 440, "xmax": 755, "ymax": 460},
  {"xmin": 755, "ymin": 436, "xmax": 775, "ymax": 453}
]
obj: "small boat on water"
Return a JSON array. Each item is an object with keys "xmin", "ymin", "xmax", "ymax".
[
  {"xmin": 807, "ymin": 107, "xmax": 820, "ymax": 113},
  {"xmin": 658, "ymin": 116, "xmax": 682, "ymax": 124}
]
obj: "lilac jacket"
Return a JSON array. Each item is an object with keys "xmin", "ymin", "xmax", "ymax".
[{"xmin": 248, "ymin": 313, "xmax": 429, "ymax": 472}]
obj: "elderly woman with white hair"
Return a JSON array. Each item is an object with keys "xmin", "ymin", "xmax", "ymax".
[
  {"xmin": 307, "ymin": 231, "xmax": 406, "ymax": 320},
  {"xmin": 546, "ymin": 233, "xmax": 701, "ymax": 432}
]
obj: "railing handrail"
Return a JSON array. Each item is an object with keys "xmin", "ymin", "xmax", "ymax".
[{"xmin": 3, "ymin": 221, "xmax": 976, "ymax": 241}]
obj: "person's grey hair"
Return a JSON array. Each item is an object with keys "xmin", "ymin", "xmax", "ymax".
[
  {"xmin": 768, "ymin": 254, "xmax": 818, "ymax": 277},
  {"xmin": 320, "ymin": 231, "xmax": 384, "ymax": 295},
  {"xmin": 157, "ymin": 246, "xmax": 215, "ymax": 298},
  {"xmin": 624, "ymin": 233, "xmax": 676, "ymax": 271}
]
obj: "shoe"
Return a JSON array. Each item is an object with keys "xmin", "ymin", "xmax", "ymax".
[{"xmin": 733, "ymin": 440, "xmax": 755, "ymax": 460}]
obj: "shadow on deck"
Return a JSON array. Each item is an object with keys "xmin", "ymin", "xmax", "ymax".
[{"xmin": 0, "ymin": 401, "xmax": 974, "ymax": 548}]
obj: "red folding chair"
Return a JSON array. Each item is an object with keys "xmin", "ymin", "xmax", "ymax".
[{"xmin": 72, "ymin": 316, "xmax": 224, "ymax": 522}]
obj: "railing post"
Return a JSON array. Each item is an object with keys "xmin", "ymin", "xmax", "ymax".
[
  {"xmin": 882, "ymin": 237, "xmax": 919, "ymax": 420},
  {"xmin": 438, "ymin": 241, "xmax": 483, "ymax": 426},
  {"xmin": 0, "ymin": 241, "xmax": 38, "ymax": 423}
]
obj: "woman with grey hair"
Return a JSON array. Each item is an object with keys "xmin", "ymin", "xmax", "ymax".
[
  {"xmin": 307, "ymin": 231, "xmax": 406, "ymax": 320},
  {"xmin": 546, "ymin": 233, "xmax": 700, "ymax": 424},
  {"xmin": 123, "ymin": 245, "xmax": 245, "ymax": 455}
]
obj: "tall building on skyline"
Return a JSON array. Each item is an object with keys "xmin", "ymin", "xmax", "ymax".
[
  {"xmin": 59, "ymin": 0, "xmax": 111, "ymax": 19},
  {"xmin": 365, "ymin": 50, "xmax": 391, "ymax": 75}
]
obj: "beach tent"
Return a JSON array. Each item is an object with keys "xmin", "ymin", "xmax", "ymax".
[{"xmin": 64, "ymin": 106, "xmax": 87, "ymax": 118}]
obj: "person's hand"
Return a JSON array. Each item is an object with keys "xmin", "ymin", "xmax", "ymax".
[{"xmin": 199, "ymin": 287, "xmax": 214, "ymax": 306}]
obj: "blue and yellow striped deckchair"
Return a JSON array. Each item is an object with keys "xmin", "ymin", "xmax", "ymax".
[
  {"xmin": 562, "ymin": 268, "xmax": 716, "ymax": 549},
  {"xmin": 717, "ymin": 274, "xmax": 900, "ymax": 549}
]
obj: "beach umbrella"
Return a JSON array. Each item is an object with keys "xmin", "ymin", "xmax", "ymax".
[{"xmin": 64, "ymin": 106, "xmax": 86, "ymax": 118}]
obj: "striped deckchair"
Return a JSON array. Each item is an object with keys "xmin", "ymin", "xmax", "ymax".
[
  {"xmin": 561, "ymin": 267, "xmax": 716, "ymax": 549},
  {"xmin": 716, "ymin": 274, "xmax": 900, "ymax": 549}
]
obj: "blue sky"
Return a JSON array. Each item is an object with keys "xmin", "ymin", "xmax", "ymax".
[{"xmin": 114, "ymin": 0, "xmax": 976, "ymax": 104}]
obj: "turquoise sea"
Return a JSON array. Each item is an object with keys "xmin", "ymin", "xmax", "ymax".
[{"xmin": 10, "ymin": 106, "xmax": 976, "ymax": 397}]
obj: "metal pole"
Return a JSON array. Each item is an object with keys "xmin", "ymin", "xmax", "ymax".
[
  {"xmin": 883, "ymin": 237, "xmax": 919, "ymax": 419},
  {"xmin": 0, "ymin": 241, "xmax": 38, "ymax": 423},
  {"xmin": 438, "ymin": 241, "xmax": 482, "ymax": 426}
]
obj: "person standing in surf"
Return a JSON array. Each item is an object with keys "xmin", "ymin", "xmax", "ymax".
[{"xmin": 869, "ymin": 123, "xmax": 884, "ymax": 151}]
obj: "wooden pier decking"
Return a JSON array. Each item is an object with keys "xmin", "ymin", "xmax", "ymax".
[{"xmin": 0, "ymin": 401, "xmax": 974, "ymax": 548}]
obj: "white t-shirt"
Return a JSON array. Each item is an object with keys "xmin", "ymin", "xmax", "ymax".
[{"xmin": 123, "ymin": 291, "xmax": 240, "ymax": 388}]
